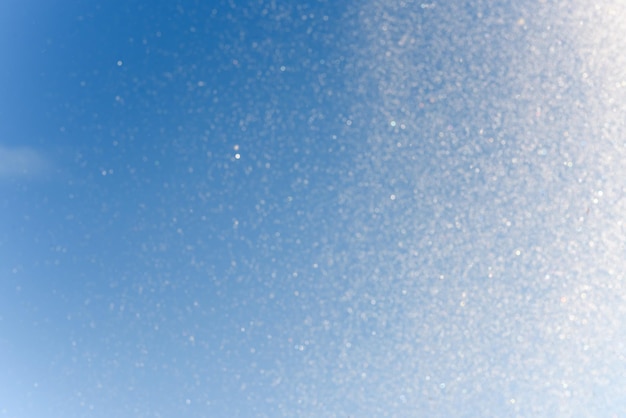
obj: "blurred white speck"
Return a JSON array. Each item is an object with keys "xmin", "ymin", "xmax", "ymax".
[{"xmin": 116, "ymin": 60, "xmax": 123, "ymax": 66}]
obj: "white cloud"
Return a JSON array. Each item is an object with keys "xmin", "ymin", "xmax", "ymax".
[{"xmin": 0, "ymin": 145, "xmax": 50, "ymax": 179}]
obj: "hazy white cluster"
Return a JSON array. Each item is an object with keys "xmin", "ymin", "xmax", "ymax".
[{"xmin": 254, "ymin": 1, "xmax": 626, "ymax": 417}]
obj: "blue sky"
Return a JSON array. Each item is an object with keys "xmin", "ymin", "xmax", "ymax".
[{"xmin": 2, "ymin": 1, "xmax": 626, "ymax": 417}]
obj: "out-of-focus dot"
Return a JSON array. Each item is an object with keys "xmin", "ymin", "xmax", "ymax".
[
  {"xmin": 116, "ymin": 60, "xmax": 123, "ymax": 66},
  {"xmin": 390, "ymin": 120, "xmax": 396, "ymax": 127},
  {"xmin": 390, "ymin": 194, "xmax": 396, "ymax": 200},
  {"xmin": 235, "ymin": 153, "xmax": 241, "ymax": 159}
]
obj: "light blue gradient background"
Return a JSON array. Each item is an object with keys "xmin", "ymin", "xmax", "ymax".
[{"xmin": 1, "ymin": 1, "xmax": 625, "ymax": 417}]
